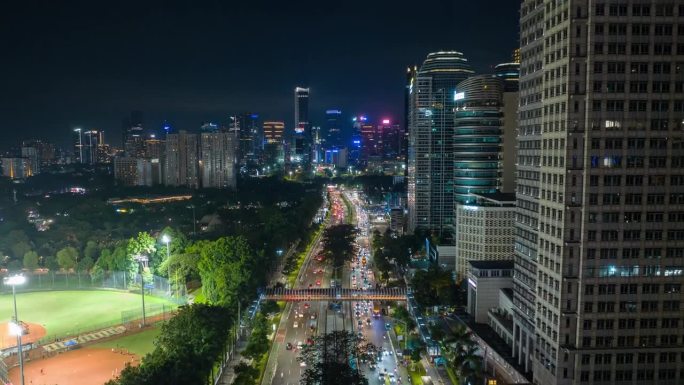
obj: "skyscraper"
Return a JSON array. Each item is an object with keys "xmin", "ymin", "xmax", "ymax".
[
  {"xmin": 293, "ymin": 87, "xmax": 310, "ymax": 164},
  {"xmin": 230, "ymin": 113, "xmax": 261, "ymax": 168},
  {"xmin": 82, "ymin": 130, "xmax": 102, "ymax": 164},
  {"xmin": 453, "ymin": 74, "xmax": 517, "ymax": 204},
  {"xmin": 122, "ymin": 111, "xmax": 145, "ymax": 157},
  {"xmin": 164, "ymin": 131, "xmax": 199, "ymax": 188},
  {"xmin": 407, "ymin": 51, "xmax": 474, "ymax": 239},
  {"xmin": 325, "ymin": 109, "xmax": 343, "ymax": 147},
  {"xmin": 512, "ymin": 2, "xmax": 684, "ymax": 384},
  {"xmin": 200, "ymin": 124, "xmax": 237, "ymax": 189},
  {"xmin": 73, "ymin": 128, "xmax": 83, "ymax": 163},
  {"xmin": 263, "ymin": 121, "xmax": 285, "ymax": 143},
  {"xmin": 263, "ymin": 121, "xmax": 285, "ymax": 166}
]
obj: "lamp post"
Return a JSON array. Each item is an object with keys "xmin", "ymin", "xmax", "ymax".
[
  {"xmin": 162, "ymin": 235, "xmax": 171, "ymax": 295},
  {"xmin": 4, "ymin": 275, "xmax": 26, "ymax": 385},
  {"xmin": 133, "ymin": 255, "xmax": 148, "ymax": 327}
]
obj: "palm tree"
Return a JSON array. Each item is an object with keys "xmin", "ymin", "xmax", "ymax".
[{"xmin": 457, "ymin": 344, "xmax": 484, "ymax": 385}]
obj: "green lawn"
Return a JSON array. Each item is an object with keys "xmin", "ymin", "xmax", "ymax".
[
  {"xmin": 0, "ymin": 290, "xmax": 175, "ymax": 341},
  {"xmin": 408, "ymin": 362, "xmax": 427, "ymax": 385},
  {"xmin": 91, "ymin": 327, "xmax": 161, "ymax": 356}
]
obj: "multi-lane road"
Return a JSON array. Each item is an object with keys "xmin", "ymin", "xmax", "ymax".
[{"xmin": 262, "ymin": 186, "xmax": 407, "ymax": 385}]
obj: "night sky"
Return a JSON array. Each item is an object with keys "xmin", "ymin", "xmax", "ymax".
[{"xmin": 0, "ymin": 1, "xmax": 519, "ymax": 148}]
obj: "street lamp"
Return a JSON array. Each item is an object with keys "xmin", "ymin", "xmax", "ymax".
[
  {"xmin": 162, "ymin": 235, "xmax": 172, "ymax": 295},
  {"xmin": 133, "ymin": 255, "xmax": 148, "ymax": 327},
  {"xmin": 4, "ymin": 275, "xmax": 26, "ymax": 385}
]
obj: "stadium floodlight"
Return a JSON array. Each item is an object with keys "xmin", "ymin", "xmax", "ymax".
[
  {"xmin": 4, "ymin": 275, "xmax": 26, "ymax": 385},
  {"xmin": 8, "ymin": 321, "xmax": 22, "ymax": 337},
  {"xmin": 4, "ymin": 275, "xmax": 26, "ymax": 286}
]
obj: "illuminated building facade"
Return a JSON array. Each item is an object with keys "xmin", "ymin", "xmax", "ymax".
[
  {"xmin": 512, "ymin": 2, "xmax": 684, "ymax": 384},
  {"xmin": 164, "ymin": 131, "xmax": 199, "ymax": 188},
  {"xmin": 407, "ymin": 51, "xmax": 473, "ymax": 239},
  {"xmin": 292, "ymin": 87, "xmax": 310, "ymax": 164}
]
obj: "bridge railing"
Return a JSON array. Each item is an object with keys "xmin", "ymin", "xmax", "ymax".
[{"xmin": 263, "ymin": 287, "xmax": 407, "ymax": 301}]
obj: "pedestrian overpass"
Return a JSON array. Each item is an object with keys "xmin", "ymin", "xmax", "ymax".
[{"xmin": 262, "ymin": 287, "xmax": 407, "ymax": 301}]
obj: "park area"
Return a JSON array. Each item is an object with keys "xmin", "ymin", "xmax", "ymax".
[{"xmin": 8, "ymin": 328, "xmax": 161, "ymax": 385}]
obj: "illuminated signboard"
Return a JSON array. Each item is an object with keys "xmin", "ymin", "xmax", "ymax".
[{"xmin": 454, "ymin": 92, "xmax": 465, "ymax": 101}]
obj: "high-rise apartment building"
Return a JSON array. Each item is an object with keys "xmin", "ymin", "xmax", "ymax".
[
  {"xmin": 113, "ymin": 157, "xmax": 157, "ymax": 186},
  {"xmin": 20, "ymin": 146, "xmax": 40, "ymax": 175},
  {"xmin": 144, "ymin": 135, "xmax": 164, "ymax": 159},
  {"xmin": 22, "ymin": 140, "xmax": 55, "ymax": 167},
  {"xmin": 1, "ymin": 158, "xmax": 33, "ymax": 179},
  {"xmin": 164, "ymin": 131, "xmax": 199, "ymax": 188},
  {"xmin": 200, "ymin": 126, "xmax": 237, "ymax": 189},
  {"xmin": 512, "ymin": 2, "xmax": 684, "ymax": 384},
  {"xmin": 407, "ymin": 51, "xmax": 474, "ymax": 239}
]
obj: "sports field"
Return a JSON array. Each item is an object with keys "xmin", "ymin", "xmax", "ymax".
[
  {"xmin": 0, "ymin": 290, "xmax": 175, "ymax": 344},
  {"xmin": 8, "ymin": 328, "xmax": 161, "ymax": 385}
]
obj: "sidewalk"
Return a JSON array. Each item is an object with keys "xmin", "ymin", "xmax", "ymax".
[{"xmin": 216, "ymin": 339, "xmax": 247, "ymax": 385}]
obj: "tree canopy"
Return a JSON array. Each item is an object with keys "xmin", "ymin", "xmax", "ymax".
[
  {"xmin": 321, "ymin": 224, "xmax": 358, "ymax": 269},
  {"xmin": 298, "ymin": 331, "xmax": 377, "ymax": 385}
]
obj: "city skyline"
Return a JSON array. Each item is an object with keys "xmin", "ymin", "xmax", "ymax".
[{"xmin": 0, "ymin": 0, "xmax": 519, "ymax": 148}]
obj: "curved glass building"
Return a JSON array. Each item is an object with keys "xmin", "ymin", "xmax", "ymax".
[
  {"xmin": 453, "ymin": 75, "xmax": 504, "ymax": 204},
  {"xmin": 407, "ymin": 51, "xmax": 474, "ymax": 239}
]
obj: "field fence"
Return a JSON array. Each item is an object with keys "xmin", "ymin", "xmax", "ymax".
[
  {"xmin": 0, "ymin": 271, "xmax": 187, "ymax": 304},
  {"xmin": 0, "ymin": 359, "xmax": 7, "ymax": 385},
  {"xmin": 36, "ymin": 303, "xmax": 176, "ymax": 345}
]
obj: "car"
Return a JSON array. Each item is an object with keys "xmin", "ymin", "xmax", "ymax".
[
  {"xmin": 299, "ymin": 312, "xmax": 304, "ymax": 318},
  {"xmin": 297, "ymin": 341, "xmax": 303, "ymax": 349},
  {"xmin": 293, "ymin": 321, "xmax": 299, "ymax": 328},
  {"xmin": 300, "ymin": 361, "xmax": 307, "ymax": 367},
  {"xmin": 304, "ymin": 303, "xmax": 310, "ymax": 309},
  {"xmin": 316, "ymin": 280, "xmax": 321, "ymax": 286},
  {"xmin": 366, "ymin": 318, "xmax": 372, "ymax": 325},
  {"xmin": 358, "ymin": 320, "xmax": 363, "ymax": 327},
  {"xmin": 379, "ymin": 374, "xmax": 385, "ymax": 381},
  {"xmin": 306, "ymin": 338, "xmax": 314, "ymax": 345},
  {"xmin": 385, "ymin": 323, "xmax": 391, "ymax": 330},
  {"xmin": 389, "ymin": 374, "xmax": 396, "ymax": 383},
  {"xmin": 311, "ymin": 313, "xmax": 317, "ymax": 319},
  {"xmin": 357, "ymin": 332, "xmax": 364, "ymax": 339},
  {"xmin": 285, "ymin": 342, "xmax": 293, "ymax": 350}
]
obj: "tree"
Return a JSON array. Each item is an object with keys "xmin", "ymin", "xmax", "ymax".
[
  {"xmin": 232, "ymin": 362, "xmax": 259, "ymax": 385},
  {"xmin": 44, "ymin": 256, "xmax": 60, "ymax": 271},
  {"xmin": 11, "ymin": 241, "xmax": 32, "ymax": 260},
  {"xmin": 83, "ymin": 240, "xmax": 99, "ymax": 260},
  {"xmin": 299, "ymin": 331, "xmax": 375, "ymax": 385},
  {"xmin": 242, "ymin": 313, "xmax": 269, "ymax": 360},
  {"xmin": 23, "ymin": 250, "xmax": 39, "ymax": 271},
  {"xmin": 321, "ymin": 224, "xmax": 358, "ymax": 270},
  {"xmin": 78, "ymin": 255, "xmax": 94, "ymax": 272},
  {"xmin": 56, "ymin": 246, "xmax": 78, "ymax": 271},
  {"xmin": 127, "ymin": 232, "xmax": 156, "ymax": 260},
  {"xmin": 197, "ymin": 236, "xmax": 255, "ymax": 306}
]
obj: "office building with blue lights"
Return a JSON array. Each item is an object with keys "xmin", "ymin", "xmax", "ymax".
[{"xmin": 407, "ymin": 51, "xmax": 474, "ymax": 239}]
